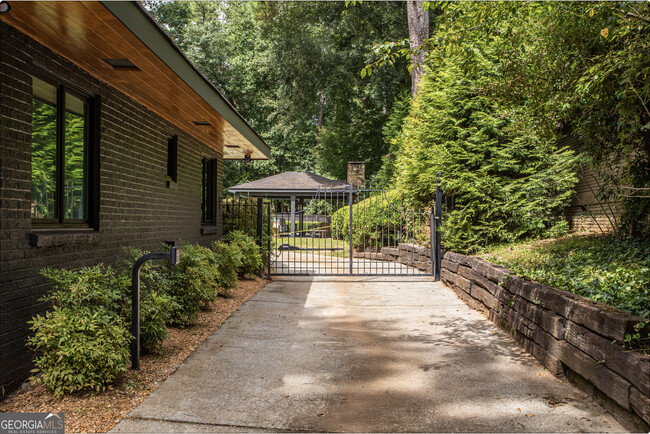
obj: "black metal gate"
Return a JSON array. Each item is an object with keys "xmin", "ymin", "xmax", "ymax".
[{"xmin": 267, "ymin": 184, "xmax": 442, "ymax": 279}]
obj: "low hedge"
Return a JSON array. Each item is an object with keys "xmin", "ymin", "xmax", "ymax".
[
  {"xmin": 331, "ymin": 191, "xmax": 429, "ymax": 251},
  {"xmin": 28, "ymin": 233, "xmax": 262, "ymax": 396},
  {"xmin": 222, "ymin": 230, "xmax": 262, "ymax": 277}
]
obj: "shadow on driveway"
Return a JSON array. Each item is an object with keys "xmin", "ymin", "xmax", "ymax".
[{"xmin": 113, "ymin": 276, "xmax": 626, "ymax": 433}]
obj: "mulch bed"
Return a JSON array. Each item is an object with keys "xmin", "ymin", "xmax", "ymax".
[{"xmin": 0, "ymin": 277, "xmax": 269, "ymax": 433}]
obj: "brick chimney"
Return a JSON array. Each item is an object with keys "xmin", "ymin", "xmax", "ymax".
[{"xmin": 347, "ymin": 161, "xmax": 365, "ymax": 188}]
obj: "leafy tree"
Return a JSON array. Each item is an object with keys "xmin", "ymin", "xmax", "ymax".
[
  {"xmin": 145, "ymin": 1, "xmax": 411, "ymax": 185},
  {"xmin": 373, "ymin": 1, "xmax": 650, "ymax": 238},
  {"xmin": 394, "ymin": 55, "xmax": 578, "ymax": 252}
]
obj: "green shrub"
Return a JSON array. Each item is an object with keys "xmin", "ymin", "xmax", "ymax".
[
  {"xmin": 222, "ymin": 230, "xmax": 262, "ymax": 277},
  {"xmin": 331, "ymin": 191, "xmax": 427, "ymax": 251},
  {"xmin": 211, "ymin": 240, "xmax": 241, "ymax": 294},
  {"xmin": 27, "ymin": 266, "xmax": 130, "ymax": 396},
  {"xmin": 162, "ymin": 242, "xmax": 221, "ymax": 327},
  {"xmin": 116, "ymin": 247, "xmax": 177, "ymax": 353}
]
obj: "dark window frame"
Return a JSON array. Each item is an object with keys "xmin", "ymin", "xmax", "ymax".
[
  {"xmin": 201, "ymin": 158, "xmax": 218, "ymax": 226},
  {"xmin": 167, "ymin": 135, "xmax": 178, "ymax": 184},
  {"xmin": 30, "ymin": 72, "xmax": 100, "ymax": 229}
]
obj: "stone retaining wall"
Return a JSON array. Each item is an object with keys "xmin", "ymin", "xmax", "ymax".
[
  {"xmin": 441, "ymin": 251, "xmax": 649, "ymax": 428},
  {"xmin": 353, "ymin": 243, "xmax": 433, "ymax": 273}
]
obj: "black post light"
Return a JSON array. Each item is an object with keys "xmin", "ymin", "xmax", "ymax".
[
  {"xmin": 434, "ymin": 172, "xmax": 443, "ymax": 281},
  {"xmin": 131, "ymin": 246, "xmax": 181, "ymax": 369}
]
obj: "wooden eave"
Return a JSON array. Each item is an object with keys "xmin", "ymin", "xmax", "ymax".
[{"xmin": 0, "ymin": 1, "xmax": 270, "ymax": 160}]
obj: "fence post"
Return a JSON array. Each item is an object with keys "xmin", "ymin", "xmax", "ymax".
[
  {"xmin": 257, "ymin": 197, "xmax": 264, "ymax": 276},
  {"xmin": 349, "ymin": 183, "xmax": 353, "ymax": 275},
  {"xmin": 430, "ymin": 205, "xmax": 435, "ymax": 277},
  {"xmin": 434, "ymin": 172, "xmax": 442, "ymax": 281},
  {"xmin": 267, "ymin": 201, "xmax": 271, "ymax": 276}
]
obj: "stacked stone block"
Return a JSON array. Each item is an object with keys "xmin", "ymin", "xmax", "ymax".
[{"xmin": 441, "ymin": 251, "xmax": 649, "ymax": 428}]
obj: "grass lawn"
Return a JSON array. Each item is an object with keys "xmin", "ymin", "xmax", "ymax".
[
  {"xmin": 482, "ymin": 234, "xmax": 649, "ymax": 319},
  {"xmin": 276, "ymin": 236, "xmax": 349, "ymax": 258}
]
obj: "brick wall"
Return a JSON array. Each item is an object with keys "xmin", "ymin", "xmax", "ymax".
[
  {"xmin": 561, "ymin": 135, "xmax": 622, "ymax": 233},
  {"xmin": 0, "ymin": 22, "xmax": 225, "ymax": 396},
  {"xmin": 440, "ymin": 251, "xmax": 650, "ymax": 431}
]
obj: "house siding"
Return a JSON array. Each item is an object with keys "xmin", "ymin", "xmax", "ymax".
[
  {"xmin": 561, "ymin": 135, "xmax": 622, "ymax": 233},
  {"xmin": 0, "ymin": 21, "xmax": 224, "ymax": 396}
]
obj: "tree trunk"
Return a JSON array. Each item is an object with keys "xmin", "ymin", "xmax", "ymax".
[{"xmin": 406, "ymin": 0, "xmax": 429, "ymax": 97}]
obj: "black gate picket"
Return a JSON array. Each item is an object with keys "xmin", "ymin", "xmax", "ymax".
[{"xmin": 267, "ymin": 184, "xmax": 441, "ymax": 279}]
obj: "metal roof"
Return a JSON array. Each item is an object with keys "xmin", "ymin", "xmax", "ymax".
[{"xmin": 229, "ymin": 172, "xmax": 353, "ymax": 197}]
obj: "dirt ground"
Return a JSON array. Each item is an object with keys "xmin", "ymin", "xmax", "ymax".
[{"xmin": 0, "ymin": 277, "xmax": 268, "ymax": 433}]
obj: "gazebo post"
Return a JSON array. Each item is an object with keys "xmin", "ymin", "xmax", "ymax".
[
  {"xmin": 299, "ymin": 198, "xmax": 304, "ymax": 235},
  {"xmin": 290, "ymin": 195, "xmax": 296, "ymax": 237}
]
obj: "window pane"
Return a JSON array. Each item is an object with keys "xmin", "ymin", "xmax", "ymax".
[
  {"xmin": 31, "ymin": 98, "xmax": 58, "ymax": 219},
  {"xmin": 201, "ymin": 159, "xmax": 207, "ymax": 223},
  {"xmin": 64, "ymin": 93, "xmax": 87, "ymax": 221}
]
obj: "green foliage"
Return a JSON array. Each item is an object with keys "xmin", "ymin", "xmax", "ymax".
[
  {"xmin": 26, "ymin": 237, "xmax": 259, "ymax": 396},
  {"xmin": 221, "ymin": 197, "xmax": 259, "ymax": 239},
  {"xmin": 375, "ymin": 2, "xmax": 650, "ymax": 238},
  {"xmin": 393, "ymin": 54, "xmax": 578, "ymax": 252},
  {"xmin": 222, "ymin": 231, "xmax": 262, "ymax": 277},
  {"xmin": 489, "ymin": 2, "xmax": 650, "ymax": 238},
  {"xmin": 211, "ymin": 241, "xmax": 241, "ymax": 294},
  {"xmin": 331, "ymin": 191, "xmax": 426, "ymax": 251},
  {"xmin": 162, "ymin": 242, "xmax": 221, "ymax": 327},
  {"xmin": 484, "ymin": 235, "xmax": 650, "ymax": 319},
  {"xmin": 375, "ymin": 91, "xmax": 412, "ymax": 187},
  {"xmin": 27, "ymin": 266, "xmax": 130, "ymax": 396},
  {"xmin": 623, "ymin": 321, "xmax": 649, "ymax": 354},
  {"xmin": 303, "ymin": 199, "xmax": 333, "ymax": 216},
  {"xmin": 145, "ymin": 1, "xmax": 410, "ymax": 185}
]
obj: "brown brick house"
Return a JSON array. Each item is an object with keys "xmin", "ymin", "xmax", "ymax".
[{"xmin": 0, "ymin": 1, "xmax": 270, "ymax": 396}]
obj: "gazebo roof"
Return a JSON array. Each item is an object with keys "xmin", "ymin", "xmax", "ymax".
[{"xmin": 228, "ymin": 171, "xmax": 352, "ymax": 197}]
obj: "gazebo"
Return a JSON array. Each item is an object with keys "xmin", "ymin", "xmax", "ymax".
[{"xmin": 228, "ymin": 171, "xmax": 354, "ymax": 236}]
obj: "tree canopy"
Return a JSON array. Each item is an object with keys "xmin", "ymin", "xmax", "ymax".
[{"xmin": 145, "ymin": 1, "xmax": 411, "ymax": 186}]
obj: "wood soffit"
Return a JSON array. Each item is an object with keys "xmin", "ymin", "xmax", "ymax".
[{"xmin": 1, "ymin": 1, "xmax": 269, "ymax": 160}]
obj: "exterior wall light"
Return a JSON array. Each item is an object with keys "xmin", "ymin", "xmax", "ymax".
[
  {"xmin": 243, "ymin": 153, "xmax": 252, "ymax": 164},
  {"xmin": 0, "ymin": 1, "xmax": 11, "ymax": 14},
  {"xmin": 131, "ymin": 246, "xmax": 181, "ymax": 369}
]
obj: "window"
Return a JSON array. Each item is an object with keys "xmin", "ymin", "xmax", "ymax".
[
  {"xmin": 167, "ymin": 135, "xmax": 178, "ymax": 184},
  {"xmin": 31, "ymin": 75, "xmax": 96, "ymax": 226},
  {"xmin": 201, "ymin": 158, "xmax": 217, "ymax": 225}
]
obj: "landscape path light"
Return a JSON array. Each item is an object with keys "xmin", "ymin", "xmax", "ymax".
[{"xmin": 131, "ymin": 246, "xmax": 181, "ymax": 369}]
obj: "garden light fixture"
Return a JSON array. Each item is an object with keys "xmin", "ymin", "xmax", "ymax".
[{"xmin": 131, "ymin": 246, "xmax": 181, "ymax": 369}]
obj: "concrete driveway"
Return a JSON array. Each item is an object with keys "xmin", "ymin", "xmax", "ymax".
[{"xmin": 113, "ymin": 277, "xmax": 625, "ymax": 433}]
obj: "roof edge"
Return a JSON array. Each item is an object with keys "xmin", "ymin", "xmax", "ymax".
[{"xmin": 101, "ymin": 1, "xmax": 271, "ymax": 159}]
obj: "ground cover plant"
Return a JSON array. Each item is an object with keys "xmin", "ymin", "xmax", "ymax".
[
  {"xmin": 27, "ymin": 235, "xmax": 263, "ymax": 397},
  {"xmin": 482, "ymin": 234, "xmax": 650, "ymax": 319}
]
